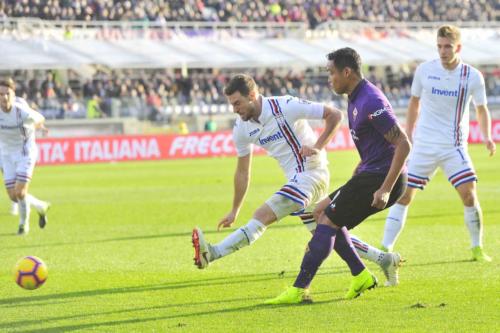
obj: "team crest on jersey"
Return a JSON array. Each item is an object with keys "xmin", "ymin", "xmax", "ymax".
[{"xmin": 352, "ymin": 108, "xmax": 358, "ymax": 121}]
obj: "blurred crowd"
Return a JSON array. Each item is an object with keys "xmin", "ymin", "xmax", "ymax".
[
  {"xmin": 6, "ymin": 66, "xmax": 500, "ymax": 121},
  {"xmin": 0, "ymin": 0, "xmax": 497, "ymax": 28}
]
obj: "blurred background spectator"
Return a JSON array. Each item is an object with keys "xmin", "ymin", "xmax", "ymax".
[{"xmin": 0, "ymin": 0, "xmax": 496, "ymax": 28}]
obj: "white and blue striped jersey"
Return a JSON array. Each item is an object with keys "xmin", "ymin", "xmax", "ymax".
[
  {"xmin": 233, "ymin": 95, "xmax": 327, "ymax": 180},
  {"xmin": 411, "ymin": 59, "xmax": 487, "ymax": 147},
  {"xmin": 0, "ymin": 97, "xmax": 44, "ymax": 157}
]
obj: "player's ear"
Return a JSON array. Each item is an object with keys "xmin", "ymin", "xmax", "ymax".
[
  {"xmin": 455, "ymin": 43, "xmax": 462, "ymax": 53},
  {"xmin": 344, "ymin": 67, "xmax": 351, "ymax": 77},
  {"xmin": 249, "ymin": 89, "xmax": 257, "ymax": 101}
]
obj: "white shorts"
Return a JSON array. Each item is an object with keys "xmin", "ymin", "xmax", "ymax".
[
  {"xmin": 407, "ymin": 143, "xmax": 477, "ymax": 190},
  {"xmin": 266, "ymin": 167, "xmax": 330, "ymax": 220},
  {"xmin": 1, "ymin": 152, "xmax": 37, "ymax": 189}
]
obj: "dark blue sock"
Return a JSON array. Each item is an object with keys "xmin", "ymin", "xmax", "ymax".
[
  {"xmin": 334, "ymin": 227, "xmax": 365, "ymax": 276},
  {"xmin": 294, "ymin": 224, "xmax": 337, "ymax": 288}
]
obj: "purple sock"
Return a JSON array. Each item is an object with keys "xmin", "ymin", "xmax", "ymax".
[
  {"xmin": 294, "ymin": 224, "xmax": 337, "ymax": 288},
  {"xmin": 334, "ymin": 227, "xmax": 365, "ymax": 276}
]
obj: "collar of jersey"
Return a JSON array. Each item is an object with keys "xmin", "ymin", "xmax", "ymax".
[{"xmin": 348, "ymin": 79, "xmax": 367, "ymax": 102}]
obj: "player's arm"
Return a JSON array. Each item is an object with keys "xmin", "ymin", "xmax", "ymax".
[
  {"xmin": 405, "ymin": 96, "xmax": 420, "ymax": 143},
  {"xmin": 218, "ymin": 153, "xmax": 252, "ymax": 230},
  {"xmin": 300, "ymin": 105, "xmax": 343, "ymax": 157},
  {"xmin": 372, "ymin": 124, "xmax": 411, "ymax": 209},
  {"xmin": 475, "ymin": 105, "xmax": 496, "ymax": 156}
]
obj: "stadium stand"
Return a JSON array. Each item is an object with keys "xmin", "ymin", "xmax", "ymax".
[{"xmin": 0, "ymin": 0, "xmax": 497, "ymax": 26}]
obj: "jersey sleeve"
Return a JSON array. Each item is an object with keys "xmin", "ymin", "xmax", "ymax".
[
  {"xmin": 410, "ymin": 64, "xmax": 424, "ymax": 97},
  {"xmin": 366, "ymin": 98, "xmax": 398, "ymax": 135},
  {"xmin": 22, "ymin": 108, "xmax": 45, "ymax": 126},
  {"xmin": 19, "ymin": 101, "xmax": 45, "ymax": 126},
  {"xmin": 280, "ymin": 96, "xmax": 325, "ymax": 120},
  {"xmin": 471, "ymin": 70, "xmax": 488, "ymax": 107},
  {"xmin": 232, "ymin": 122, "xmax": 252, "ymax": 157}
]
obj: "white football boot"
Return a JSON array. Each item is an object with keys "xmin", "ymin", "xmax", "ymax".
[{"xmin": 380, "ymin": 252, "xmax": 402, "ymax": 286}]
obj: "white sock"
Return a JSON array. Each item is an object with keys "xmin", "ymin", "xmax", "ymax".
[
  {"xmin": 212, "ymin": 219, "xmax": 267, "ymax": 259},
  {"xmin": 298, "ymin": 212, "xmax": 317, "ymax": 234},
  {"xmin": 464, "ymin": 205, "xmax": 483, "ymax": 248},
  {"xmin": 11, "ymin": 201, "xmax": 18, "ymax": 212},
  {"xmin": 351, "ymin": 234, "xmax": 386, "ymax": 264},
  {"xmin": 26, "ymin": 194, "xmax": 46, "ymax": 212},
  {"xmin": 18, "ymin": 197, "xmax": 30, "ymax": 227},
  {"xmin": 382, "ymin": 203, "xmax": 409, "ymax": 250}
]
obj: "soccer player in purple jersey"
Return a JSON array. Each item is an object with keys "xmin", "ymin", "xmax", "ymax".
[{"xmin": 265, "ymin": 47, "xmax": 411, "ymax": 304}]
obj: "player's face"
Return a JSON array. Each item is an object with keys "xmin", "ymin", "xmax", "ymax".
[
  {"xmin": 227, "ymin": 91, "xmax": 257, "ymax": 121},
  {"xmin": 326, "ymin": 60, "xmax": 348, "ymax": 95},
  {"xmin": 437, "ymin": 37, "xmax": 461, "ymax": 68},
  {"xmin": 0, "ymin": 86, "xmax": 15, "ymax": 112}
]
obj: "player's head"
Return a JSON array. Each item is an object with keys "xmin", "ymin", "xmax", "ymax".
[
  {"xmin": 436, "ymin": 25, "xmax": 461, "ymax": 67},
  {"xmin": 224, "ymin": 74, "xmax": 260, "ymax": 121},
  {"xmin": 0, "ymin": 77, "xmax": 16, "ymax": 112},
  {"xmin": 326, "ymin": 47, "xmax": 362, "ymax": 95}
]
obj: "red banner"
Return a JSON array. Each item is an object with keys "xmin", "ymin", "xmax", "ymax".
[{"xmin": 36, "ymin": 121, "xmax": 499, "ymax": 165}]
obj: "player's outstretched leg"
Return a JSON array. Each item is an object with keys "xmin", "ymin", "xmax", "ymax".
[{"xmin": 350, "ymin": 235, "xmax": 402, "ymax": 286}]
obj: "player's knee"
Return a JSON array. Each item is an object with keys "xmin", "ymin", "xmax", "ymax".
[
  {"xmin": 14, "ymin": 188, "xmax": 26, "ymax": 200},
  {"xmin": 398, "ymin": 188, "xmax": 415, "ymax": 205},
  {"xmin": 460, "ymin": 190, "xmax": 476, "ymax": 206},
  {"xmin": 312, "ymin": 206, "xmax": 322, "ymax": 222}
]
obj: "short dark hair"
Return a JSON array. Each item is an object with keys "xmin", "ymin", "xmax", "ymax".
[
  {"xmin": 327, "ymin": 47, "xmax": 362, "ymax": 77},
  {"xmin": 223, "ymin": 74, "xmax": 257, "ymax": 97},
  {"xmin": 0, "ymin": 77, "xmax": 16, "ymax": 91}
]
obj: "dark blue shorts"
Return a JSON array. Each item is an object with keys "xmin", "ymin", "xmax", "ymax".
[{"xmin": 324, "ymin": 172, "xmax": 407, "ymax": 229}]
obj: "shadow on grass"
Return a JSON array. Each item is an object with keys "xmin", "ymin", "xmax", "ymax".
[
  {"xmin": 2, "ymin": 223, "xmax": 306, "ymax": 248},
  {"xmin": 7, "ymin": 291, "xmax": 346, "ymax": 333},
  {"xmin": 406, "ymin": 259, "xmax": 472, "ymax": 267},
  {"xmin": 0, "ymin": 267, "xmax": 349, "ymax": 308}
]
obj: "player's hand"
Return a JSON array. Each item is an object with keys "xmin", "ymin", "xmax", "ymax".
[
  {"xmin": 299, "ymin": 145, "xmax": 320, "ymax": 157},
  {"xmin": 371, "ymin": 188, "xmax": 390, "ymax": 210},
  {"xmin": 217, "ymin": 211, "xmax": 237, "ymax": 231},
  {"xmin": 486, "ymin": 139, "xmax": 496, "ymax": 157}
]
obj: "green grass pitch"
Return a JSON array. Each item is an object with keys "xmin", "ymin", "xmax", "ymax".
[{"xmin": 0, "ymin": 145, "xmax": 498, "ymax": 332}]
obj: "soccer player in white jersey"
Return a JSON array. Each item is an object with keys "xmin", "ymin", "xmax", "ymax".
[
  {"xmin": 381, "ymin": 25, "xmax": 496, "ymax": 262},
  {"xmin": 192, "ymin": 74, "xmax": 402, "ymax": 285},
  {"xmin": 0, "ymin": 78, "xmax": 50, "ymax": 235}
]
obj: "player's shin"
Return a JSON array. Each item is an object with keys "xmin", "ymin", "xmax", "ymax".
[
  {"xmin": 18, "ymin": 197, "xmax": 30, "ymax": 227},
  {"xmin": 464, "ymin": 204, "xmax": 483, "ymax": 248},
  {"xmin": 334, "ymin": 227, "xmax": 365, "ymax": 276},
  {"xmin": 212, "ymin": 219, "xmax": 266, "ymax": 259},
  {"xmin": 294, "ymin": 224, "xmax": 336, "ymax": 288},
  {"xmin": 351, "ymin": 234, "xmax": 385, "ymax": 264},
  {"xmin": 381, "ymin": 203, "xmax": 408, "ymax": 251}
]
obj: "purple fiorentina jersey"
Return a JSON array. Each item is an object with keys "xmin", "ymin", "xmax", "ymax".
[{"xmin": 348, "ymin": 79, "xmax": 398, "ymax": 174}]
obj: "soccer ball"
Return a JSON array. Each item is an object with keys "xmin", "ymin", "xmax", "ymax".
[{"xmin": 14, "ymin": 256, "xmax": 48, "ymax": 290}]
